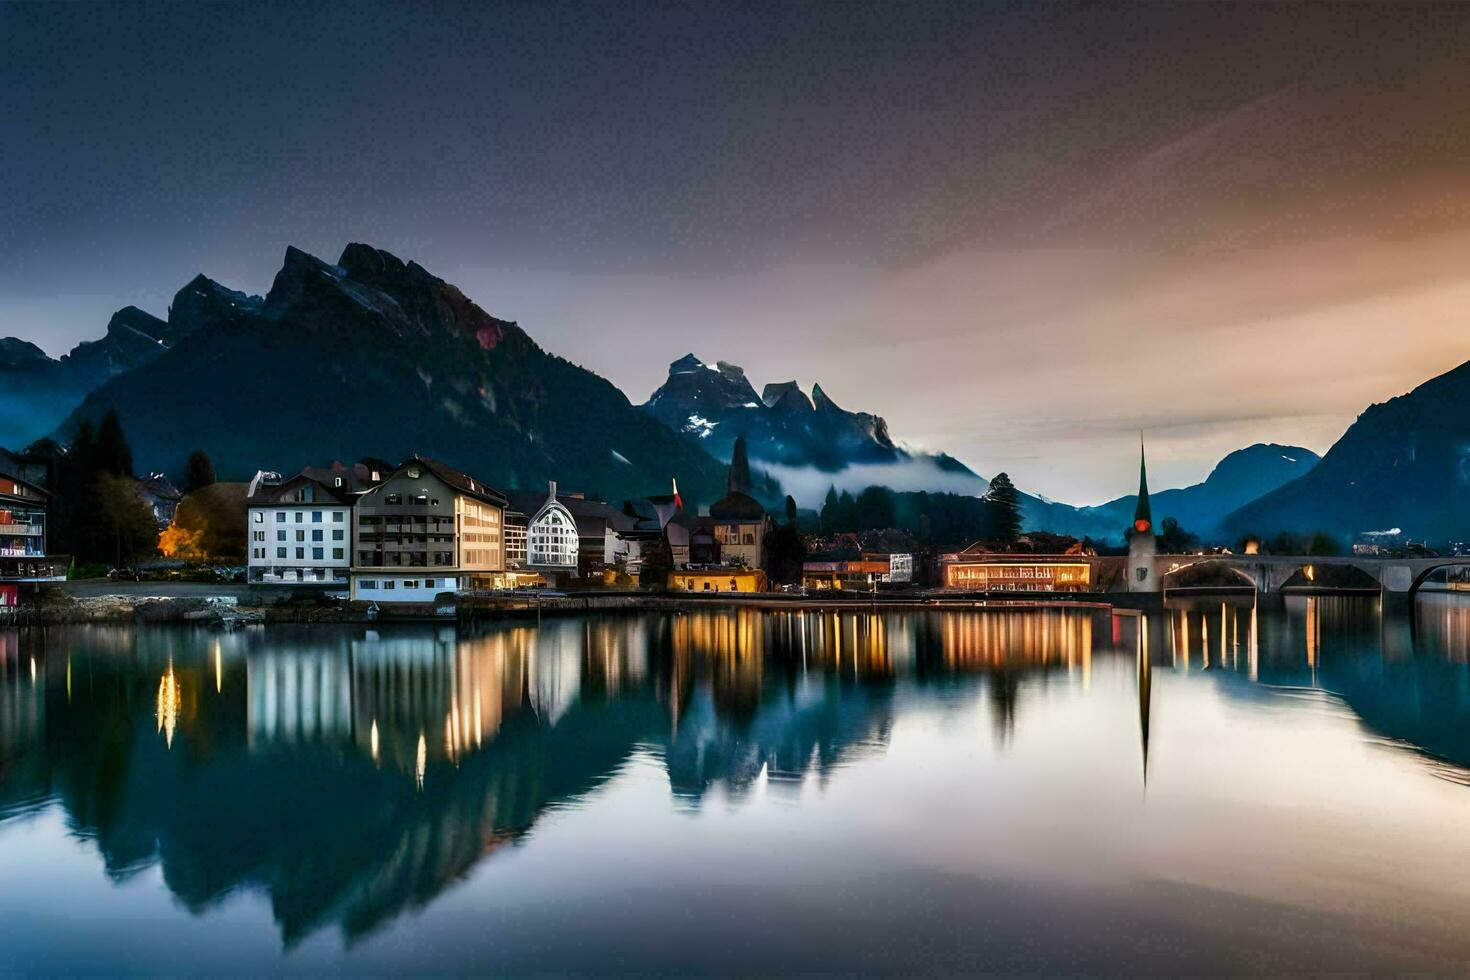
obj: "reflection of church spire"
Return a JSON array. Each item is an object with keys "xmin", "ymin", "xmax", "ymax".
[{"xmin": 1137, "ymin": 615, "xmax": 1151, "ymax": 787}]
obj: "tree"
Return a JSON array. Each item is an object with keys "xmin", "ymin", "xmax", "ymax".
[
  {"xmin": 767, "ymin": 522, "xmax": 807, "ymax": 585},
  {"xmin": 184, "ymin": 450, "xmax": 217, "ymax": 493},
  {"xmin": 983, "ymin": 472, "xmax": 1022, "ymax": 545},
  {"xmin": 854, "ymin": 485, "xmax": 896, "ymax": 531},
  {"xmin": 640, "ymin": 534, "xmax": 673, "ymax": 591},
  {"xmin": 1158, "ymin": 516, "xmax": 1200, "ymax": 554},
  {"xmin": 821, "ymin": 486, "xmax": 840, "ymax": 532},
  {"xmin": 784, "ymin": 494, "xmax": 798, "ymax": 526},
  {"xmin": 76, "ymin": 473, "xmax": 157, "ymax": 567},
  {"xmin": 93, "ymin": 409, "xmax": 134, "ymax": 478}
]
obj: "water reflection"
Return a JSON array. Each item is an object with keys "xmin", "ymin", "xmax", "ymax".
[{"xmin": 3, "ymin": 597, "xmax": 1470, "ymax": 962}]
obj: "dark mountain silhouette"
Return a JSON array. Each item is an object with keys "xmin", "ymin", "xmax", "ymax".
[
  {"xmin": 1073, "ymin": 444, "xmax": 1320, "ymax": 542},
  {"xmin": 1224, "ymin": 361, "xmax": 1470, "ymax": 543},
  {"xmin": 0, "ymin": 306, "xmax": 186, "ymax": 448},
  {"xmin": 53, "ymin": 245, "xmax": 728, "ymax": 505}
]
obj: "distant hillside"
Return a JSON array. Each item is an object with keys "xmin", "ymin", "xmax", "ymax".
[
  {"xmin": 1089, "ymin": 444, "xmax": 1319, "ymax": 541},
  {"xmin": 1224, "ymin": 361, "xmax": 1470, "ymax": 543},
  {"xmin": 56, "ymin": 245, "xmax": 728, "ymax": 505},
  {"xmin": 0, "ymin": 307, "xmax": 187, "ymax": 449}
]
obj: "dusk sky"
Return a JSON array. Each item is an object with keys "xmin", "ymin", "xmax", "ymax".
[{"xmin": 5, "ymin": 1, "xmax": 1470, "ymax": 504}]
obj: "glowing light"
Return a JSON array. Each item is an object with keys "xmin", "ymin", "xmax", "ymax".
[
  {"xmin": 370, "ymin": 719, "xmax": 380, "ymax": 763},
  {"xmin": 415, "ymin": 731, "xmax": 427, "ymax": 789},
  {"xmin": 156, "ymin": 664, "xmax": 181, "ymax": 748},
  {"xmin": 214, "ymin": 641, "xmax": 222, "ymax": 693}
]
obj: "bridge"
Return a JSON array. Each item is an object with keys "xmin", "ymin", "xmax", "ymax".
[{"xmin": 1151, "ymin": 554, "xmax": 1470, "ymax": 596}]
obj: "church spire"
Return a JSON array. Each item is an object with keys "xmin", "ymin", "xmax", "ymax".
[{"xmin": 1133, "ymin": 435, "xmax": 1152, "ymax": 533}]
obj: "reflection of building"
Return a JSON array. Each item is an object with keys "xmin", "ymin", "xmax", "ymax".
[{"xmin": 352, "ymin": 456, "xmax": 509, "ymax": 602}]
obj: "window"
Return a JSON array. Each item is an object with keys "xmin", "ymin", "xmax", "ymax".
[
  {"xmin": 276, "ymin": 512, "xmax": 286, "ymax": 523},
  {"xmin": 360, "ymin": 579, "xmax": 378, "ymax": 590},
  {"xmin": 386, "ymin": 493, "xmax": 402, "ymax": 505},
  {"xmin": 253, "ymin": 530, "xmax": 265, "ymax": 542},
  {"xmin": 332, "ymin": 530, "xmax": 344, "ymax": 541},
  {"xmin": 312, "ymin": 511, "xmax": 322, "ymax": 523},
  {"xmin": 295, "ymin": 512, "xmax": 304, "ymax": 523},
  {"xmin": 277, "ymin": 547, "xmax": 287, "ymax": 558},
  {"xmin": 277, "ymin": 529, "xmax": 286, "ymax": 541},
  {"xmin": 405, "ymin": 580, "xmax": 418, "ymax": 588},
  {"xmin": 332, "ymin": 548, "xmax": 344, "ymax": 560},
  {"xmin": 295, "ymin": 530, "xmax": 305, "ymax": 542},
  {"xmin": 295, "ymin": 547, "xmax": 305, "ymax": 559},
  {"xmin": 383, "ymin": 580, "xmax": 395, "ymax": 590},
  {"xmin": 312, "ymin": 547, "xmax": 324, "ymax": 560},
  {"xmin": 334, "ymin": 477, "xmax": 343, "ymax": 487},
  {"xmin": 253, "ymin": 512, "xmax": 263, "ymax": 524},
  {"xmin": 414, "ymin": 494, "xmax": 428, "ymax": 505},
  {"xmin": 332, "ymin": 511, "xmax": 344, "ymax": 522},
  {"xmin": 423, "ymin": 578, "xmax": 436, "ymax": 588},
  {"xmin": 311, "ymin": 530, "xmax": 323, "ymax": 542}
]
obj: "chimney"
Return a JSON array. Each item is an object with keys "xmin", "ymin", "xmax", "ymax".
[{"xmin": 548, "ymin": 479, "xmax": 558, "ymax": 502}]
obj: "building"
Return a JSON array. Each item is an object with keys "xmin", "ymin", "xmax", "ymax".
[
  {"xmin": 246, "ymin": 470, "xmax": 356, "ymax": 587},
  {"xmin": 137, "ymin": 473, "xmax": 183, "ymax": 529},
  {"xmin": 698, "ymin": 437, "xmax": 773, "ymax": 570},
  {"xmin": 351, "ymin": 456, "xmax": 508, "ymax": 602},
  {"xmin": 526, "ymin": 481, "xmax": 579, "ymax": 570},
  {"xmin": 1127, "ymin": 441, "xmax": 1158, "ymax": 593},
  {"xmin": 941, "ymin": 554, "xmax": 1093, "ymax": 591},
  {"xmin": 669, "ymin": 569, "xmax": 767, "ymax": 593},
  {"xmin": 504, "ymin": 510, "xmax": 528, "ymax": 568},
  {"xmin": 0, "ymin": 470, "xmax": 65, "ymax": 601},
  {"xmin": 505, "ymin": 485, "xmax": 627, "ymax": 577},
  {"xmin": 802, "ymin": 553, "xmax": 912, "ymax": 590}
]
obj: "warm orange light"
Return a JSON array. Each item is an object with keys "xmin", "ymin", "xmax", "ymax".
[{"xmin": 1134, "ymin": 519, "xmax": 1151, "ymax": 533}]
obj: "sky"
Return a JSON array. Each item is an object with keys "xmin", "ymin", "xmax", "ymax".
[{"xmin": 4, "ymin": 1, "xmax": 1470, "ymax": 504}]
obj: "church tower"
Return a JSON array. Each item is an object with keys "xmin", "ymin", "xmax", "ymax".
[{"xmin": 1127, "ymin": 439, "xmax": 1159, "ymax": 592}]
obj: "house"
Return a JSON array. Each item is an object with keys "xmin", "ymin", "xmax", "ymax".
[
  {"xmin": 0, "ymin": 469, "xmax": 65, "ymax": 597},
  {"xmin": 697, "ymin": 435, "xmax": 773, "ymax": 570},
  {"xmin": 504, "ymin": 510, "xmax": 528, "ymax": 568},
  {"xmin": 246, "ymin": 469, "xmax": 358, "ymax": 587},
  {"xmin": 350, "ymin": 456, "xmax": 509, "ymax": 602},
  {"xmin": 137, "ymin": 472, "xmax": 183, "ymax": 529},
  {"xmin": 505, "ymin": 484, "xmax": 626, "ymax": 576}
]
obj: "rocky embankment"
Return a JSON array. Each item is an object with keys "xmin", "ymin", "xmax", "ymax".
[{"xmin": 0, "ymin": 591, "xmax": 265, "ymax": 627}]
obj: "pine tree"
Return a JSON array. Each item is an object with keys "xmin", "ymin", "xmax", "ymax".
[
  {"xmin": 727, "ymin": 435, "xmax": 752, "ymax": 495},
  {"xmin": 821, "ymin": 486, "xmax": 839, "ymax": 531},
  {"xmin": 784, "ymin": 494, "xmax": 798, "ymax": 525},
  {"xmin": 983, "ymin": 472, "xmax": 1022, "ymax": 545},
  {"xmin": 184, "ymin": 450, "xmax": 217, "ymax": 493},
  {"xmin": 93, "ymin": 410, "xmax": 134, "ymax": 477}
]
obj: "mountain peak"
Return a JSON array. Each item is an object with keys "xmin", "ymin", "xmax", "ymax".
[
  {"xmin": 669, "ymin": 353, "xmax": 706, "ymax": 374},
  {"xmin": 761, "ymin": 381, "xmax": 812, "ymax": 412}
]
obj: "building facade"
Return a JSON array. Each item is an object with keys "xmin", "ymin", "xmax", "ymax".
[
  {"xmin": 350, "ymin": 456, "xmax": 508, "ymax": 602},
  {"xmin": 246, "ymin": 471, "xmax": 355, "ymax": 587},
  {"xmin": 0, "ymin": 472, "xmax": 64, "ymax": 596},
  {"xmin": 526, "ymin": 481, "xmax": 579, "ymax": 569}
]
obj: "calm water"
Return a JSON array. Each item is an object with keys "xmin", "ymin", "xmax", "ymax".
[{"xmin": 5, "ymin": 598, "xmax": 1470, "ymax": 973}]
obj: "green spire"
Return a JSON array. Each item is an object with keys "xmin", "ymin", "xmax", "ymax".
[{"xmin": 1134, "ymin": 436, "xmax": 1152, "ymax": 528}]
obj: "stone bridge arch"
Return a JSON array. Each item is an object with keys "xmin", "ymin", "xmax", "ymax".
[{"xmin": 1157, "ymin": 558, "xmax": 1258, "ymax": 591}]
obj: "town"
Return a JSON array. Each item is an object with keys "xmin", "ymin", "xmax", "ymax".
[{"xmin": 5, "ymin": 415, "xmax": 1467, "ymax": 620}]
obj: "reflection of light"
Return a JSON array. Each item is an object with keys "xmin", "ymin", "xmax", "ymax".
[
  {"xmin": 371, "ymin": 720, "xmax": 380, "ymax": 763},
  {"xmin": 29, "ymin": 657, "xmax": 35, "ymax": 685},
  {"xmin": 215, "ymin": 641, "xmax": 222, "ymax": 693},
  {"xmin": 157, "ymin": 664, "xmax": 181, "ymax": 748},
  {"xmin": 415, "ymin": 731, "xmax": 426, "ymax": 789}
]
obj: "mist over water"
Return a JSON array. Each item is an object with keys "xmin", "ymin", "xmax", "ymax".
[{"xmin": 4, "ymin": 599, "xmax": 1470, "ymax": 973}]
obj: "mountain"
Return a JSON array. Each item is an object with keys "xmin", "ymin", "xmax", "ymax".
[
  {"xmin": 1079, "ymin": 444, "xmax": 1320, "ymax": 542},
  {"xmin": 1223, "ymin": 361, "xmax": 1470, "ymax": 544},
  {"xmin": 55, "ymin": 245, "xmax": 728, "ymax": 504},
  {"xmin": 0, "ymin": 306, "xmax": 183, "ymax": 449},
  {"xmin": 642, "ymin": 354, "xmax": 906, "ymax": 470}
]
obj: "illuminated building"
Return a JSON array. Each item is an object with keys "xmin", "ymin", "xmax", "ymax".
[
  {"xmin": 941, "ymin": 556, "xmax": 1092, "ymax": 591},
  {"xmin": 525, "ymin": 481, "xmax": 580, "ymax": 570},
  {"xmin": 351, "ymin": 456, "xmax": 509, "ymax": 601},
  {"xmin": 0, "ymin": 469, "xmax": 65, "ymax": 594},
  {"xmin": 669, "ymin": 569, "xmax": 767, "ymax": 593}
]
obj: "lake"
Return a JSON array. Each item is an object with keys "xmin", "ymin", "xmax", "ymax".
[{"xmin": 4, "ymin": 598, "xmax": 1470, "ymax": 973}]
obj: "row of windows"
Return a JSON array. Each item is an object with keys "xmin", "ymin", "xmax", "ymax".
[
  {"xmin": 252, "ymin": 547, "xmax": 347, "ymax": 560},
  {"xmin": 357, "ymin": 578, "xmax": 448, "ymax": 590},
  {"xmin": 254, "ymin": 510, "xmax": 346, "ymax": 524}
]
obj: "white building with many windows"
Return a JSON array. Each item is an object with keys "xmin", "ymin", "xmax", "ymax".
[
  {"xmin": 246, "ymin": 471, "xmax": 356, "ymax": 587},
  {"xmin": 527, "ymin": 481, "xmax": 579, "ymax": 569}
]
